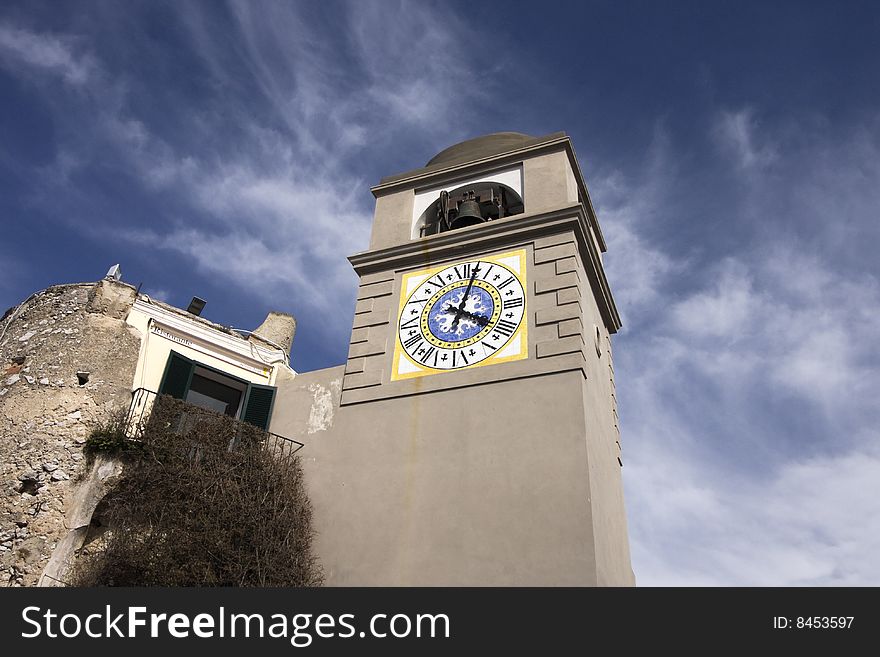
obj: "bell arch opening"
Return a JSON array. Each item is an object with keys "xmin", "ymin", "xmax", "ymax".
[{"xmin": 415, "ymin": 182, "xmax": 524, "ymax": 238}]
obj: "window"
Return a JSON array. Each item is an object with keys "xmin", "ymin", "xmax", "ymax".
[
  {"xmin": 187, "ymin": 368, "xmax": 245, "ymax": 417},
  {"xmin": 158, "ymin": 351, "xmax": 276, "ymax": 430}
]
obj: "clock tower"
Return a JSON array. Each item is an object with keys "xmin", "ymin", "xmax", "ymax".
[{"xmin": 272, "ymin": 132, "xmax": 635, "ymax": 585}]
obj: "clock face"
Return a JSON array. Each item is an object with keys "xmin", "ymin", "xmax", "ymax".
[{"xmin": 392, "ymin": 249, "xmax": 528, "ymax": 380}]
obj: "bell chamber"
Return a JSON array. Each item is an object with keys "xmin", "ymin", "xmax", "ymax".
[{"xmin": 422, "ymin": 182, "xmax": 524, "ymax": 236}]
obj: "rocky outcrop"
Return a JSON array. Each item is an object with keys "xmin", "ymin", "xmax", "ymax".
[
  {"xmin": 0, "ymin": 281, "xmax": 141, "ymax": 586},
  {"xmin": 38, "ymin": 455, "xmax": 124, "ymax": 587},
  {"xmin": 249, "ymin": 311, "xmax": 297, "ymax": 357}
]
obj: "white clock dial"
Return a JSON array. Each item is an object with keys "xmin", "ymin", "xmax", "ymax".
[{"xmin": 397, "ymin": 258, "xmax": 526, "ymax": 371}]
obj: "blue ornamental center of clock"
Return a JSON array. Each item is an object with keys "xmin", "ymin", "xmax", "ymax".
[{"xmin": 427, "ymin": 287, "xmax": 494, "ymax": 342}]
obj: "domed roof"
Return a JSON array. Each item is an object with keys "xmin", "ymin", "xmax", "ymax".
[{"xmin": 427, "ymin": 132, "xmax": 535, "ymax": 167}]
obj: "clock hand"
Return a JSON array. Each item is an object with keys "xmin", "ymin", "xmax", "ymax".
[
  {"xmin": 451, "ymin": 264, "xmax": 480, "ymax": 330},
  {"xmin": 444, "ymin": 307, "xmax": 489, "ymax": 326}
]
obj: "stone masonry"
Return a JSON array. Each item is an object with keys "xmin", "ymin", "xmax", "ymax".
[{"xmin": 0, "ymin": 280, "xmax": 141, "ymax": 586}]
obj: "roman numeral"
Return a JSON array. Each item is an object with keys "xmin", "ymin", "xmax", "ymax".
[
  {"xmin": 494, "ymin": 319, "xmax": 518, "ymax": 337},
  {"xmin": 481, "ymin": 264, "xmax": 494, "ymax": 280},
  {"xmin": 453, "ymin": 350, "xmax": 469, "ymax": 367},
  {"xmin": 400, "ymin": 316, "xmax": 420, "ymax": 330},
  {"xmin": 419, "ymin": 346, "xmax": 436, "ymax": 364},
  {"xmin": 423, "ymin": 275, "xmax": 446, "ymax": 289},
  {"xmin": 407, "ymin": 297, "xmax": 431, "ymax": 305},
  {"xmin": 403, "ymin": 334, "xmax": 422, "ymax": 349},
  {"xmin": 497, "ymin": 275, "xmax": 515, "ymax": 289},
  {"xmin": 453, "ymin": 264, "xmax": 471, "ymax": 280},
  {"xmin": 482, "ymin": 340, "xmax": 497, "ymax": 351},
  {"xmin": 503, "ymin": 297, "xmax": 523, "ymax": 310}
]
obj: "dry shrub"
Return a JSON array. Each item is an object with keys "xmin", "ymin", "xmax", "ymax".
[{"xmin": 73, "ymin": 394, "xmax": 322, "ymax": 586}]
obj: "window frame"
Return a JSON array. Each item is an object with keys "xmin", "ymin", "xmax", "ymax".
[{"xmin": 158, "ymin": 350, "xmax": 276, "ymax": 429}]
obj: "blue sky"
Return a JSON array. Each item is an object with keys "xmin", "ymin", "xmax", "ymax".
[{"xmin": 1, "ymin": 1, "xmax": 878, "ymax": 585}]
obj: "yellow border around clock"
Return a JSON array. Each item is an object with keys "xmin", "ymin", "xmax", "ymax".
[{"xmin": 391, "ymin": 248, "xmax": 528, "ymax": 381}]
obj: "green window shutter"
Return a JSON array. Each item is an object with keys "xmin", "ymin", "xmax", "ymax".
[
  {"xmin": 242, "ymin": 384, "xmax": 276, "ymax": 431},
  {"xmin": 159, "ymin": 351, "xmax": 194, "ymax": 399}
]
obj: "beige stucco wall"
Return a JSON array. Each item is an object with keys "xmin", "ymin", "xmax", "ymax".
[
  {"xmin": 126, "ymin": 303, "xmax": 283, "ymax": 393},
  {"xmin": 368, "ymin": 190, "xmax": 414, "ymax": 251},
  {"xmin": 570, "ymin": 254, "xmax": 634, "ymax": 585},
  {"xmin": 274, "ymin": 368, "xmax": 604, "ymax": 585},
  {"xmin": 522, "ymin": 148, "xmax": 579, "ymax": 215},
  {"xmin": 269, "ymin": 366, "xmax": 345, "ymax": 441},
  {"xmin": 272, "ymin": 134, "xmax": 633, "ymax": 586},
  {"xmin": 273, "ymin": 218, "xmax": 632, "ymax": 585}
]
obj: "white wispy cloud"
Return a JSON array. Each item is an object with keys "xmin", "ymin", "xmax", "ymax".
[
  {"xmin": 603, "ymin": 108, "xmax": 880, "ymax": 585},
  {"xmin": 628, "ymin": 441, "xmax": 880, "ymax": 585},
  {"xmin": 0, "ymin": 23, "xmax": 94, "ymax": 85},
  {"xmin": 714, "ymin": 107, "xmax": 778, "ymax": 170},
  {"xmin": 144, "ymin": 288, "xmax": 171, "ymax": 303},
  {"xmin": 2, "ymin": 2, "xmax": 484, "ymax": 349},
  {"xmin": 670, "ymin": 259, "xmax": 758, "ymax": 339},
  {"xmin": 347, "ymin": 1, "xmax": 482, "ymax": 135},
  {"xmin": 593, "ymin": 127, "xmax": 682, "ymax": 326}
]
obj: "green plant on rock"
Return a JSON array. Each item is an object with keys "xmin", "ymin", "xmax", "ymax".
[{"xmin": 83, "ymin": 414, "xmax": 141, "ymax": 459}]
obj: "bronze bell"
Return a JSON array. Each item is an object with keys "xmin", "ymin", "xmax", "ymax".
[{"xmin": 450, "ymin": 197, "xmax": 485, "ymax": 230}]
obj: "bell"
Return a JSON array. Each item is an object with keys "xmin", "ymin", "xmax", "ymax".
[{"xmin": 450, "ymin": 198, "xmax": 485, "ymax": 230}]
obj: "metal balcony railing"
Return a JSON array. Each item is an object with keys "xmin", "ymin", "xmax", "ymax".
[{"xmin": 124, "ymin": 387, "xmax": 304, "ymax": 461}]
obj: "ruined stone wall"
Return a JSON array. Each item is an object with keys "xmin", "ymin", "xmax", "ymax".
[{"xmin": 0, "ymin": 280, "xmax": 141, "ymax": 586}]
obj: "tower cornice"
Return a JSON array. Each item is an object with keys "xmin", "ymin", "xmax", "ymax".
[
  {"xmin": 371, "ymin": 133, "xmax": 608, "ymax": 253},
  {"xmin": 349, "ymin": 203, "xmax": 621, "ymax": 334}
]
